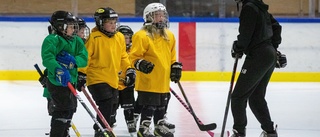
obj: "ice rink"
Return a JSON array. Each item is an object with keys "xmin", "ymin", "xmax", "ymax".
[{"xmin": 0, "ymin": 81, "xmax": 319, "ymax": 137}]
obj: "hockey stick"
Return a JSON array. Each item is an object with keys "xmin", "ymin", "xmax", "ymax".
[
  {"xmin": 81, "ymin": 86, "xmax": 116, "ymax": 137},
  {"xmin": 33, "ymin": 64, "xmax": 81, "ymax": 137},
  {"xmin": 67, "ymin": 83, "xmax": 111, "ymax": 137},
  {"xmin": 33, "ymin": 64, "xmax": 110, "ymax": 137},
  {"xmin": 177, "ymin": 81, "xmax": 217, "ymax": 131},
  {"xmin": 71, "ymin": 122, "xmax": 81, "ymax": 137},
  {"xmin": 220, "ymin": 56, "xmax": 239, "ymax": 137},
  {"xmin": 170, "ymin": 87, "xmax": 215, "ymax": 136}
]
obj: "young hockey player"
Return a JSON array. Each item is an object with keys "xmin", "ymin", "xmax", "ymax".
[
  {"xmin": 39, "ymin": 16, "xmax": 90, "ymax": 137},
  {"xmin": 77, "ymin": 7, "xmax": 135, "ymax": 137},
  {"xmin": 41, "ymin": 10, "xmax": 88, "ymax": 137},
  {"xmin": 129, "ymin": 3, "xmax": 182, "ymax": 137},
  {"xmin": 230, "ymin": 0, "xmax": 286, "ymax": 137},
  {"xmin": 76, "ymin": 17, "xmax": 90, "ymax": 43},
  {"xmin": 112, "ymin": 25, "xmax": 137, "ymax": 134}
]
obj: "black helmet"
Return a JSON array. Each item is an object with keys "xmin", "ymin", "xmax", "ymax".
[
  {"xmin": 76, "ymin": 17, "xmax": 90, "ymax": 42},
  {"xmin": 77, "ymin": 17, "xmax": 87, "ymax": 29},
  {"xmin": 94, "ymin": 7, "xmax": 119, "ymax": 37},
  {"xmin": 50, "ymin": 10, "xmax": 78, "ymax": 40},
  {"xmin": 117, "ymin": 25, "xmax": 133, "ymax": 36}
]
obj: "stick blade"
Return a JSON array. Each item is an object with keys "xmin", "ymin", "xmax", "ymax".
[{"xmin": 199, "ymin": 123, "xmax": 217, "ymax": 131}]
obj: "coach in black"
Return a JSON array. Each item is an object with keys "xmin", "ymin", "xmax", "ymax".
[{"xmin": 230, "ymin": 0, "xmax": 287, "ymax": 137}]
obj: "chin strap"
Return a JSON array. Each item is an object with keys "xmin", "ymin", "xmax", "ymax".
[
  {"xmin": 235, "ymin": 0, "xmax": 242, "ymax": 12},
  {"xmin": 237, "ymin": 3, "xmax": 240, "ymax": 11}
]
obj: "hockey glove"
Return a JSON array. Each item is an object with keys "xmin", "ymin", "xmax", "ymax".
[
  {"xmin": 55, "ymin": 67, "xmax": 71, "ymax": 87},
  {"xmin": 276, "ymin": 51, "xmax": 287, "ymax": 68},
  {"xmin": 38, "ymin": 69, "xmax": 48, "ymax": 88},
  {"xmin": 134, "ymin": 59, "xmax": 154, "ymax": 74},
  {"xmin": 76, "ymin": 72, "xmax": 86, "ymax": 91},
  {"xmin": 56, "ymin": 51, "xmax": 76, "ymax": 69},
  {"xmin": 231, "ymin": 40, "xmax": 243, "ymax": 59},
  {"xmin": 170, "ymin": 62, "xmax": 183, "ymax": 83},
  {"xmin": 124, "ymin": 68, "xmax": 136, "ymax": 87}
]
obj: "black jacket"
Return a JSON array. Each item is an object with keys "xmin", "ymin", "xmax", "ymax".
[{"xmin": 236, "ymin": 0, "xmax": 282, "ymax": 54}]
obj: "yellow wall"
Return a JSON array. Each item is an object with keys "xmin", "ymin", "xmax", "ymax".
[{"xmin": 1, "ymin": 71, "xmax": 319, "ymax": 82}]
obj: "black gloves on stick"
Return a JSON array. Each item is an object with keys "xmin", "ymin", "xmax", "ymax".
[
  {"xmin": 124, "ymin": 68, "xmax": 136, "ymax": 87},
  {"xmin": 77, "ymin": 72, "xmax": 86, "ymax": 91},
  {"xmin": 276, "ymin": 51, "xmax": 287, "ymax": 68},
  {"xmin": 38, "ymin": 69, "xmax": 48, "ymax": 88},
  {"xmin": 170, "ymin": 62, "xmax": 183, "ymax": 83},
  {"xmin": 231, "ymin": 40, "xmax": 243, "ymax": 59}
]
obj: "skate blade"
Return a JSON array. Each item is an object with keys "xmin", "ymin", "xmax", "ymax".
[
  {"xmin": 211, "ymin": 131, "xmax": 230, "ymax": 137},
  {"xmin": 129, "ymin": 132, "xmax": 137, "ymax": 137}
]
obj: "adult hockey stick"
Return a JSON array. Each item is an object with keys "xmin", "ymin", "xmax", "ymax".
[
  {"xmin": 177, "ymin": 81, "xmax": 217, "ymax": 131},
  {"xmin": 81, "ymin": 86, "xmax": 116, "ymax": 137},
  {"xmin": 220, "ymin": 56, "xmax": 239, "ymax": 137},
  {"xmin": 170, "ymin": 88, "xmax": 217, "ymax": 136},
  {"xmin": 33, "ymin": 64, "xmax": 110, "ymax": 137},
  {"xmin": 33, "ymin": 64, "xmax": 82, "ymax": 137}
]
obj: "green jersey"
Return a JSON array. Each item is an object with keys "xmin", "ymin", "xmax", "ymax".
[{"xmin": 41, "ymin": 34, "xmax": 88, "ymax": 86}]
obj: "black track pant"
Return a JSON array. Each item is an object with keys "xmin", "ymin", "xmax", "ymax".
[{"xmin": 231, "ymin": 45, "xmax": 277, "ymax": 134}]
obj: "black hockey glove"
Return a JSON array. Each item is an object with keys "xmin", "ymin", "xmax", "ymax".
[
  {"xmin": 56, "ymin": 51, "xmax": 77, "ymax": 69},
  {"xmin": 76, "ymin": 72, "xmax": 86, "ymax": 91},
  {"xmin": 231, "ymin": 40, "xmax": 243, "ymax": 59},
  {"xmin": 134, "ymin": 59, "xmax": 155, "ymax": 74},
  {"xmin": 170, "ymin": 62, "xmax": 183, "ymax": 83},
  {"xmin": 276, "ymin": 51, "xmax": 287, "ymax": 68},
  {"xmin": 124, "ymin": 68, "xmax": 136, "ymax": 87},
  {"xmin": 38, "ymin": 69, "xmax": 48, "ymax": 88}
]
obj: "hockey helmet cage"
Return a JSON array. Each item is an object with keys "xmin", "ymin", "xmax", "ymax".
[{"xmin": 143, "ymin": 3, "xmax": 169, "ymax": 29}]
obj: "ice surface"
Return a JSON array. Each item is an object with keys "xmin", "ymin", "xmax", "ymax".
[{"xmin": 0, "ymin": 81, "xmax": 319, "ymax": 137}]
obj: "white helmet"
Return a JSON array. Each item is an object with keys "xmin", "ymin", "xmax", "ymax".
[
  {"xmin": 143, "ymin": 3, "xmax": 166, "ymax": 22},
  {"xmin": 143, "ymin": 3, "xmax": 169, "ymax": 29}
]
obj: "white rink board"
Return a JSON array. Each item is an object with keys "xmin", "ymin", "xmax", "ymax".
[{"xmin": 0, "ymin": 22, "xmax": 319, "ymax": 72}]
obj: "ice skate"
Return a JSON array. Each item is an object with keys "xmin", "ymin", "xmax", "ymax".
[
  {"xmin": 137, "ymin": 120, "xmax": 155, "ymax": 137},
  {"xmin": 163, "ymin": 114, "xmax": 175, "ymax": 133},
  {"xmin": 230, "ymin": 129, "xmax": 245, "ymax": 137},
  {"xmin": 127, "ymin": 120, "xmax": 137, "ymax": 133},
  {"xmin": 154, "ymin": 119, "xmax": 174, "ymax": 137},
  {"xmin": 260, "ymin": 125, "xmax": 278, "ymax": 137},
  {"xmin": 134, "ymin": 113, "xmax": 140, "ymax": 126},
  {"xmin": 162, "ymin": 120, "xmax": 175, "ymax": 133}
]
